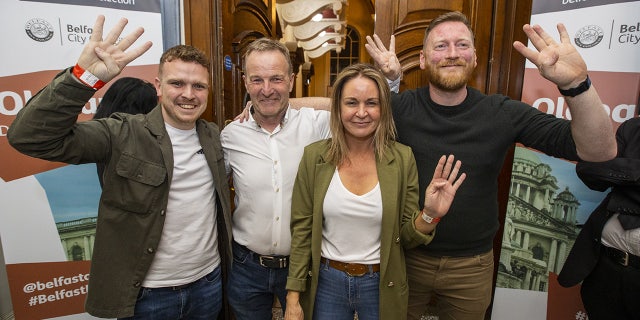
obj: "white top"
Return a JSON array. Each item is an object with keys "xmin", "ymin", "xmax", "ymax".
[
  {"xmin": 143, "ymin": 124, "xmax": 219, "ymax": 287},
  {"xmin": 601, "ymin": 213, "xmax": 640, "ymax": 256},
  {"xmin": 221, "ymin": 106, "xmax": 330, "ymax": 255},
  {"xmin": 321, "ymin": 169, "xmax": 382, "ymax": 264}
]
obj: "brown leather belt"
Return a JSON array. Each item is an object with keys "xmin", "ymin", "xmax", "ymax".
[{"xmin": 320, "ymin": 257, "xmax": 380, "ymax": 276}]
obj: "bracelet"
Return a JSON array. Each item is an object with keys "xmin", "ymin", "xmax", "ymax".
[
  {"xmin": 557, "ymin": 75, "xmax": 591, "ymax": 97},
  {"xmin": 72, "ymin": 64, "xmax": 106, "ymax": 90},
  {"xmin": 421, "ymin": 209, "xmax": 441, "ymax": 224}
]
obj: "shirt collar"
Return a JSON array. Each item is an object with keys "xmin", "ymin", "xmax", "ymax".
[{"xmin": 249, "ymin": 103, "xmax": 291, "ymax": 131}]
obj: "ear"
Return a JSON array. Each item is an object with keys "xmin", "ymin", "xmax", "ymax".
[
  {"xmin": 419, "ymin": 50, "xmax": 427, "ymax": 70},
  {"xmin": 154, "ymin": 77, "xmax": 161, "ymax": 97},
  {"xmin": 473, "ymin": 48, "xmax": 478, "ymax": 68},
  {"xmin": 288, "ymin": 73, "xmax": 295, "ymax": 93},
  {"xmin": 242, "ymin": 74, "xmax": 249, "ymax": 90}
]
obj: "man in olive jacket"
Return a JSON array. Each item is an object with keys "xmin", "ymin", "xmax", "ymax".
[{"xmin": 7, "ymin": 16, "xmax": 233, "ymax": 319}]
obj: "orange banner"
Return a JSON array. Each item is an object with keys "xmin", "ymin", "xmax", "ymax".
[{"xmin": 6, "ymin": 261, "xmax": 91, "ymax": 319}]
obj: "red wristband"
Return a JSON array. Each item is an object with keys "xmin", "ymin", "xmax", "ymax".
[{"xmin": 72, "ymin": 64, "xmax": 106, "ymax": 90}]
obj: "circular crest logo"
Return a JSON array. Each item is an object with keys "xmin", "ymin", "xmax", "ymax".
[
  {"xmin": 25, "ymin": 18, "xmax": 54, "ymax": 42},
  {"xmin": 574, "ymin": 25, "xmax": 604, "ymax": 48}
]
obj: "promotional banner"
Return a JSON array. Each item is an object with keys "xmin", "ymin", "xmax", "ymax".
[
  {"xmin": 0, "ymin": 1, "xmax": 163, "ymax": 318},
  {"xmin": 492, "ymin": 1, "xmax": 640, "ymax": 319}
]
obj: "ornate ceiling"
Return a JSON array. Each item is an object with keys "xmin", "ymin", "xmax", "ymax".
[{"xmin": 276, "ymin": 0, "xmax": 348, "ymax": 59}]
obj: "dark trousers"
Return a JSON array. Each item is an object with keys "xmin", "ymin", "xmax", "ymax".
[{"xmin": 580, "ymin": 250, "xmax": 640, "ymax": 320}]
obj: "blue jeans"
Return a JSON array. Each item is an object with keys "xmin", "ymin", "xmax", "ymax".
[
  {"xmin": 118, "ymin": 266, "xmax": 222, "ymax": 320},
  {"xmin": 313, "ymin": 259, "xmax": 380, "ymax": 320},
  {"xmin": 228, "ymin": 241, "xmax": 288, "ymax": 320}
]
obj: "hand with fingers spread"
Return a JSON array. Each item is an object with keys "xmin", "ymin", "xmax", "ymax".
[
  {"xmin": 513, "ymin": 23, "xmax": 587, "ymax": 89},
  {"xmin": 365, "ymin": 34, "xmax": 402, "ymax": 81},
  {"xmin": 76, "ymin": 15, "xmax": 152, "ymax": 84},
  {"xmin": 416, "ymin": 155, "xmax": 466, "ymax": 234}
]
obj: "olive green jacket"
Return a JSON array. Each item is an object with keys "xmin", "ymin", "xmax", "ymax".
[
  {"xmin": 8, "ymin": 69, "xmax": 233, "ymax": 318},
  {"xmin": 286, "ymin": 139, "xmax": 434, "ymax": 320}
]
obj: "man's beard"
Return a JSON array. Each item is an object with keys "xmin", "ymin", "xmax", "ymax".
[{"xmin": 426, "ymin": 59, "xmax": 474, "ymax": 91}]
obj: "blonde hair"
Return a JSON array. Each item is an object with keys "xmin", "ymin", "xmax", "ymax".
[{"xmin": 326, "ymin": 63, "xmax": 396, "ymax": 166}]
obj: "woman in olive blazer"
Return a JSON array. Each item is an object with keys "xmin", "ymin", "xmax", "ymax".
[{"xmin": 284, "ymin": 64, "xmax": 466, "ymax": 320}]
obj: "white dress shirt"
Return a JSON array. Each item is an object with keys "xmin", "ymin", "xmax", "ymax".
[
  {"xmin": 601, "ymin": 213, "xmax": 640, "ymax": 256},
  {"xmin": 221, "ymin": 106, "xmax": 330, "ymax": 255}
]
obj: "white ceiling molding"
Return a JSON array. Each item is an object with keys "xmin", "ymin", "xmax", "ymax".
[
  {"xmin": 293, "ymin": 20, "xmax": 344, "ymax": 41},
  {"xmin": 276, "ymin": 0, "xmax": 348, "ymax": 60},
  {"xmin": 298, "ymin": 34, "xmax": 344, "ymax": 51},
  {"xmin": 276, "ymin": 0, "xmax": 343, "ymax": 26},
  {"xmin": 305, "ymin": 44, "xmax": 343, "ymax": 59}
]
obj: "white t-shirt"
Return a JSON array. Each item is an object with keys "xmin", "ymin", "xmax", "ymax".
[
  {"xmin": 321, "ymin": 169, "xmax": 382, "ymax": 264},
  {"xmin": 143, "ymin": 123, "xmax": 219, "ymax": 287}
]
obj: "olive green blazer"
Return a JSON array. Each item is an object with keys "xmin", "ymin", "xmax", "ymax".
[{"xmin": 286, "ymin": 139, "xmax": 434, "ymax": 320}]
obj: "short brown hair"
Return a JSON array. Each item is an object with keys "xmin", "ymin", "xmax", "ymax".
[
  {"xmin": 159, "ymin": 45, "xmax": 210, "ymax": 76},
  {"xmin": 423, "ymin": 11, "xmax": 475, "ymax": 48},
  {"xmin": 242, "ymin": 38, "xmax": 293, "ymax": 75}
]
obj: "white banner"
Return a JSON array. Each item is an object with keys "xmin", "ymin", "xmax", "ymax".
[{"xmin": 0, "ymin": 1, "xmax": 163, "ymax": 319}]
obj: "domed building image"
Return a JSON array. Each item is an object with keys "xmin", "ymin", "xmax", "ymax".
[{"xmin": 497, "ymin": 147, "xmax": 580, "ymax": 292}]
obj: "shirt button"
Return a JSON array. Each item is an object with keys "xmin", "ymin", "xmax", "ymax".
[
  {"xmin": 387, "ymin": 282, "xmax": 395, "ymax": 287},
  {"xmin": 133, "ymin": 281, "xmax": 141, "ymax": 287},
  {"xmin": 275, "ymin": 217, "xmax": 280, "ymax": 221},
  {"xmin": 147, "ymin": 248, "xmax": 155, "ymax": 253},
  {"xmin": 160, "ymin": 210, "xmax": 165, "ymax": 216},
  {"xmin": 395, "ymin": 237, "xmax": 400, "ymax": 243}
]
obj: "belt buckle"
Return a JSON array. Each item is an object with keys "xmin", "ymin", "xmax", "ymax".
[
  {"xmin": 621, "ymin": 251, "xmax": 630, "ymax": 266},
  {"xmin": 259, "ymin": 256, "xmax": 287, "ymax": 268},
  {"xmin": 259, "ymin": 256, "xmax": 274, "ymax": 268},
  {"xmin": 345, "ymin": 263, "xmax": 367, "ymax": 277}
]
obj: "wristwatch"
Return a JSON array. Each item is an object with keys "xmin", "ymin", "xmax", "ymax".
[
  {"xmin": 421, "ymin": 210, "xmax": 441, "ymax": 224},
  {"xmin": 558, "ymin": 75, "xmax": 591, "ymax": 97}
]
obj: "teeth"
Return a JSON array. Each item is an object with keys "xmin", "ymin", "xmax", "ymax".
[{"xmin": 179, "ymin": 104, "xmax": 196, "ymax": 109}]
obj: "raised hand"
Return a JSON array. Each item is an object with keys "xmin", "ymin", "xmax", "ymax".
[
  {"xmin": 76, "ymin": 15, "xmax": 153, "ymax": 84},
  {"xmin": 422, "ymin": 155, "xmax": 466, "ymax": 220},
  {"xmin": 365, "ymin": 34, "xmax": 402, "ymax": 81},
  {"xmin": 513, "ymin": 23, "xmax": 588, "ymax": 89}
]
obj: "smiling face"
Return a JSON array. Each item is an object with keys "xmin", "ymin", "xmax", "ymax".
[
  {"xmin": 339, "ymin": 75, "xmax": 381, "ymax": 142},
  {"xmin": 420, "ymin": 20, "xmax": 477, "ymax": 91},
  {"xmin": 243, "ymin": 50, "xmax": 294, "ymax": 126},
  {"xmin": 155, "ymin": 59, "xmax": 210, "ymax": 130}
]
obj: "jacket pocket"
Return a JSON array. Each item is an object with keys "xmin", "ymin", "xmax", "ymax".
[{"xmin": 103, "ymin": 153, "xmax": 167, "ymax": 214}]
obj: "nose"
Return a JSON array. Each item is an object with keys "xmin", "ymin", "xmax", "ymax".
[
  {"xmin": 181, "ymin": 85, "xmax": 196, "ymax": 99},
  {"xmin": 355, "ymin": 104, "xmax": 367, "ymax": 117},
  {"xmin": 445, "ymin": 44, "xmax": 459, "ymax": 59},
  {"xmin": 260, "ymin": 82, "xmax": 275, "ymax": 95}
]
